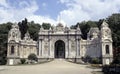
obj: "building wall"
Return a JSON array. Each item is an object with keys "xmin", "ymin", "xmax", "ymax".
[{"xmin": 7, "ymin": 23, "xmax": 37, "ymax": 65}]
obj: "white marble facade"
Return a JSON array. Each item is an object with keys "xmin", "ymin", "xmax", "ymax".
[{"xmin": 7, "ymin": 21, "xmax": 113, "ymax": 65}]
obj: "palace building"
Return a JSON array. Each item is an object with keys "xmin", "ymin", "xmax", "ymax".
[{"xmin": 7, "ymin": 21, "xmax": 113, "ymax": 65}]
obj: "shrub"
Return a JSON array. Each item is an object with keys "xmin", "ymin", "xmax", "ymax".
[
  {"xmin": 91, "ymin": 58, "xmax": 100, "ymax": 64},
  {"xmin": 112, "ymin": 53, "xmax": 120, "ymax": 64},
  {"xmin": 20, "ymin": 58, "xmax": 26, "ymax": 64},
  {"xmin": 28, "ymin": 53, "xmax": 38, "ymax": 62},
  {"xmin": 84, "ymin": 55, "xmax": 92, "ymax": 63}
]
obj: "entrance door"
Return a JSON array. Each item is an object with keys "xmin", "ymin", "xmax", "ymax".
[
  {"xmin": 9, "ymin": 59, "xmax": 13, "ymax": 65},
  {"xmin": 55, "ymin": 40, "xmax": 65, "ymax": 58}
]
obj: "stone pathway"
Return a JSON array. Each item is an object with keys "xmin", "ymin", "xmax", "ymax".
[{"xmin": 0, "ymin": 59, "xmax": 101, "ymax": 74}]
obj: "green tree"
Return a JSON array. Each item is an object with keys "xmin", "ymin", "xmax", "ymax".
[
  {"xmin": 20, "ymin": 58, "xmax": 26, "ymax": 64},
  {"xmin": 42, "ymin": 23, "xmax": 51, "ymax": 29},
  {"xmin": 96, "ymin": 19, "xmax": 105, "ymax": 29},
  {"xmin": 75, "ymin": 21, "xmax": 97, "ymax": 39},
  {"xmin": 0, "ymin": 22, "xmax": 12, "ymax": 65},
  {"xmin": 107, "ymin": 14, "xmax": 120, "ymax": 48},
  {"xmin": 28, "ymin": 21, "xmax": 41, "ymax": 41},
  {"xmin": 18, "ymin": 18, "xmax": 28, "ymax": 39},
  {"xmin": 70, "ymin": 25, "xmax": 76, "ymax": 29},
  {"xmin": 112, "ymin": 53, "xmax": 120, "ymax": 64},
  {"xmin": 28, "ymin": 53, "xmax": 38, "ymax": 62}
]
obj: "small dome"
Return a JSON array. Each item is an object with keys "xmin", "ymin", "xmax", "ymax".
[
  {"xmin": 88, "ymin": 27, "xmax": 99, "ymax": 35},
  {"xmin": 101, "ymin": 21, "xmax": 108, "ymax": 28},
  {"xmin": 12, "ymin": 23, "xmax": 19, "ymax": 29},
  {"xmin": 57, "ymin": 23, "xmax": 64, "ymax": 27}
]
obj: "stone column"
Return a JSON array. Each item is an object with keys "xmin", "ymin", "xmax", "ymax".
[
  {"xmin": 78, "ymin": 40, "xmax": 80, "ymax": 56},
  {"xmin": 51, "ymin": 40, "xmax": 54, "ymax": 58},
  {"xmin": 41, "ymin": 40, "xmax": 44, "ymax": 57},
  {"xmin": 67, "ymin": 39, "xmax": 70, "ymax": 58},
  {"xmin": 69, "ymin": 40, "xmax": 71, "ymax": 58},
  {"xmin": 76, "ymin": 39, "xmax": 78, "ymax": 57},
  {"xmin": 65, "ymin": 39, "xmax": 68, "ymax": 58},
  {"xmin": 39, "ymin": 39, "xmax": 42, "ymax": 57},
  {"xmin": 76, "ymin": 39, "xmax": 80, "ymax": 57},
  {"xmin": 18, "ymin": 44, "xmax": 20, "ymax": 56},
  {"xmin": 48, "ymin": 39, "xmax": 51, "ymax": 58},
  {"xmin": 15, "ymin": 45, "xmax": 17, "ymax": 56},
  {"xmin": 79, "ymin": 40, "xmax": 81, "ymax": 57},
  {"xmin": 7, "ymin": 44, "xmax": 10, "ymax": 56}
]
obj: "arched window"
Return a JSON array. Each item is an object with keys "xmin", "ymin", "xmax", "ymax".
[
  {"xmin": 11, "ymin": 46, "xmax": 14, "ymax": 54},
  {"xmin": 105, "ymin": 45, "xmax": 109, "ymax": 54}
]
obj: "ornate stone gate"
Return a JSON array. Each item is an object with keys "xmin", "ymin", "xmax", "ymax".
[{"xmin": 7, "ymin": 21, "xmax": 113, "ymax": 65}]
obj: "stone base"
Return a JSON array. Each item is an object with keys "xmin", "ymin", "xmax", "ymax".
[
  {"xmin": 7, "ymin": 58, "xmax": 54, "ymax": 65},
  {"xmin": 7, "ymin": 58, "xmax": 20, "ymax": 65},
  {"xmin": 38, "ymin": 58, "xmax": 54, "ymax": 63},
  {"xmin": 102, "ymin": 57, "xmax": 113, "ymax": 65},
  {"xmin": 66, "ymin": 58, "xmax": 84, "ymax": 64}
]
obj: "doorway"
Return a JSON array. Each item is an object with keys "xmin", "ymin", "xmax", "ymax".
[{"xmin": 55, "ymin": 40, "xmax": 65, "ymax": 58}]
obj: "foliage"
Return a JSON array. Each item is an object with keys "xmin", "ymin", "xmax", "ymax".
[
  {"xmin": 107, "ymin": 14, "xmax": 120, "ymax": 48},
  {"xmin": 42, "ymin": 23, "xmax": 51, "ymax": 29},
  {"xmin": 18, "ymin": 19, "xmax": 51, "ymax": 40},
  {"xmin": 0, "ymin": 22, "xmax": 12, "ymax": 65},
  {"xmin": 18, "ymin": 18, "xmax": 28, "ymax": 39},
  {"xmin": 28, "ymin": 21, "xmax": 40, "ymax": 41},
  {"xmin": 20, "ymin": 58, "xmax": 26, "ymax": 64},
  {"xmin": 82, "ymin": 55, "xmax": 92, "ymax": 63},
  {"xmin": 106, "ymin": 14, "xmax": 120, "ymax": 63},
  {"xmin": 73, "ymin": 21, "xmax": 97, "ymax": 39},
  {"xmin": 112, "ymin": 53, "xmax": 120, "ymax": 64},
  {"xmin": 28, "ymin": 53, "xmax": 38, "ymax": 62},
  {"xmin": 102, "ymin": 65, "xmax": 120, "ymax": 73},
  {"xmin": 82, "ymin": 56, "xmax": 101, "ymax": 64},
  {"xmin": 91, "ymin": 57, "xmax": 101, "ymax": 64}
]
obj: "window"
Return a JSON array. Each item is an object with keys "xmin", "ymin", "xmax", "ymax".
[
  {"xmin": 11, "ymin": 46, "xmax": 14, "ymax": 54},
  {"xmin": 105, "ymin": 45, "xmax": 109, "ymax": 54}
]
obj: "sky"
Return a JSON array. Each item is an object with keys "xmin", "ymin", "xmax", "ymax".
[{"xmin": 0, "ymin": 0, "xmax": 120, "ymax": 26}]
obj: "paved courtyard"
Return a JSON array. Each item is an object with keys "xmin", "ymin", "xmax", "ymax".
[{"xmin": 0, "ymin": 59, "xmax": 101, "ymax": 74}]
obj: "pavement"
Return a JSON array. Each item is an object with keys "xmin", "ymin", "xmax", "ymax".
[
  {"xmin": 0, "ymin": 59, "xmax": 101, "ymax": 74},
  {"xmin": 0, "ymin": 67, "xmax": 4, "ymax": 71}
]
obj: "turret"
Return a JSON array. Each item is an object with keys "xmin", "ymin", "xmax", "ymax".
[
  {"xmin": 76, "ymin": 25, "xmax": 82, "ymax": 34},
  {"xmin": 87, "ymin": 27, "xmax": 99, "ymax": 40},
  {"xmin": 101, "ymin": 21, "xmax": 112, "ymax": 40},
  {"xmin": 100, "ymin": 21, "xmax": 113, "ymax": 65},
  {"xmin": 7, "ymin": 23, "xmax": 21, "ymax": 65},
  {"xmin": 24, "ymin": 31, "xmax": 31, "ymax": 40},
  {"xmin": 8, "ymin": 23, "xmax": 21, "ymax": 43}
]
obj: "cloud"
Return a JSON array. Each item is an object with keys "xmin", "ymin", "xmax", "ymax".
[
  {"xmin": 0, "ymin": 0, "xmax": 8, "ymax": 7},
  {"xmin": 42, "ymin": 3, "xmax": 47, "ymax": 7},
  {"xmin": 0, "ymin": 0, "xmax": 120, "ymax": 26},
  {"xmin": 27, "ymin": 15, "xmax": 56, "ymax": 25},
  {"xmin": 0, "ymin": 0, "xmax": 37, "ymax": 23},
  {"xmin": 0, "ymin": 0, "xmax": 57, "ymax": 25},
  {"xmin": 58, "ymin": 0, "xmax": 120, "ymax": 26}
]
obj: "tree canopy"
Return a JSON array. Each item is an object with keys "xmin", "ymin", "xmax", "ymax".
[
  {"xmin": 0, "ymin": 22, "xmax": 12, "ymax": 65},
  {"xmin": 72, "ymin": 21, "xmax": 97, "ymax": 39}
]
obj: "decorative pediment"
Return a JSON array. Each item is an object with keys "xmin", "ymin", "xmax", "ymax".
[
  {"xmin": 9, "ymin": 40, "xmax": 16, "ymax": 43},
  {"xmin": 24, "ymin": 31, "xmax": 31, "ymax": 40},
  {"xmin": 57, "ymin": 23, "xmax": 64, "ymax": 27},
  {"xmin": 101, "ymin": 20, "xmax": 109, "ymax": 28},
  {"xmin": 56, "ymin": 23, "xmax": 64, "ymax": 31},
  {"xmin": 103, "ymin": 39, "xmax": 112, "ymax": 42}
]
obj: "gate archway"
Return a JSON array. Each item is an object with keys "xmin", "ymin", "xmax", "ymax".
[{"xmin": 55, "ymin": 40, "xmax": 65, "ymax": 58}]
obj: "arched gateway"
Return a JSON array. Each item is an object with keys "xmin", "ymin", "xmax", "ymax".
[
  {"xmin": 55, "ymin": 40, "xmax": 65, "ymax": 58},
  {"xmin": 7, "ymin": 21, "xmax": 113, "ymax": 65}
]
